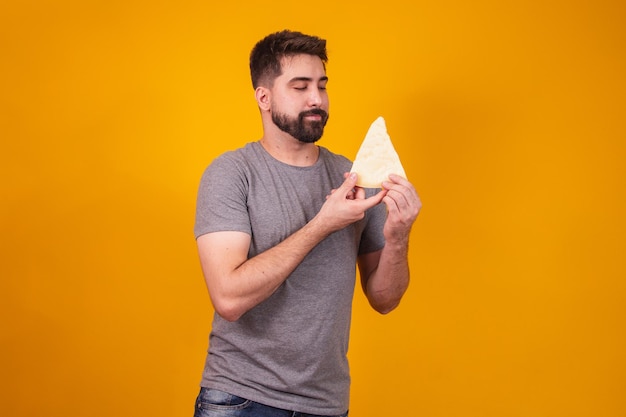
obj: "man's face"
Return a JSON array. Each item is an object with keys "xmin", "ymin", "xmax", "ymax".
[{"xmin": 270, "ymin": 54, "xmax": 329, "ymax": 143}]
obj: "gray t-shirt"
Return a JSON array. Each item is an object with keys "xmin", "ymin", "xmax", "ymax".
[{"xmin": 194, "ymin": 141, "xmax": 387, "ymax": 415}]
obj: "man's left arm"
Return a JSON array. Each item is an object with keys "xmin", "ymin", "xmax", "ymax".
[{"xmin": 358, "ymin": 174, "xmax": 421, "ymax": 314}]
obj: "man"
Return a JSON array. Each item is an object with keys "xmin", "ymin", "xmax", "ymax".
[{"xmin": 193, "ymin": 30, "xmax": 421, "ymax": 417}]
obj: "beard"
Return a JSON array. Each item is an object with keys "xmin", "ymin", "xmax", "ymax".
[{"xmin": 271, "ymin": 108, "xmax": 329, "ymax": 143}]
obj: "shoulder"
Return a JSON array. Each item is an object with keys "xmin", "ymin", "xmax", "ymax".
[
  {"xmin": 208, "ymin": 142, "xmax": 261, "ymax": 166},
  {"xmin": 197, "ymin": 143, "xmax": 265, "ymax": 200},
  {"xmin": 201, "ymin": 142, "xmax": 262, "ymax": 177}
]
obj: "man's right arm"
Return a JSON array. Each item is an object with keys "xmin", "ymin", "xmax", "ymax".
[{"xmin": 196, "ymin": 173, "xmax": 385, "ymax": 322}]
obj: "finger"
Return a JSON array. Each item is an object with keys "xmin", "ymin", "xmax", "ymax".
[
  {"xmin": 354, "ymin": 186, "xmax": 366, "ymax": 200},
  {"xmin": 360, "ymin": 189, "xmax": 386, "ymax": 209},
  {"xmin": 387, "ymin": 174, "xmax": 412, "ymax": 187},
  {"xmin": 382, "ymin": 193, "xmax": 399, "ymax": 215},
  {"xmin": 336, "ymin": 172, "xmax": 358, "ymax": 195},
  {"xmin": 383, "ymin": 177, "xmax": 419, "ymax": 207},
  {"xmin": 383, "ymin": 186, "xmax": 422, "ymax": 222}
]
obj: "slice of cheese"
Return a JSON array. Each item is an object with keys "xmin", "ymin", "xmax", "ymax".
[{"xmin": 350, "ymin": 116, "xmax": 407, "ymax": 188}]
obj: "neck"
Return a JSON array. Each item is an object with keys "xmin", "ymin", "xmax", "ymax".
[{"xmin": 259, "ymin": 127, "xmax": 320, "ymax": 167}]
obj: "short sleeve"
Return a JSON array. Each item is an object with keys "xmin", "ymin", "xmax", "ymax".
[{"xmin": 194, "ymin": 153, "xmax": 252, "ymax": 239}]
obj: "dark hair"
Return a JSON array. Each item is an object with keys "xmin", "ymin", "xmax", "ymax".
[{"xmin": 249, "ymin": 30, "xmax": 328, "ymax": 89}]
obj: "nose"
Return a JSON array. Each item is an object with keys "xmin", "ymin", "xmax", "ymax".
[{"xmin": 308, "ymin": 88, "xmax": 323, "ymax": 107}]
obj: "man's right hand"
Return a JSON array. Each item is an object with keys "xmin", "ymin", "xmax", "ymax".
[{"xmin": 316, "ymin": 172, "xmax": 386, "ymax": 234}]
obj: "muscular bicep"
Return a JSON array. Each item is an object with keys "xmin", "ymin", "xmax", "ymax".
[{"xmin": 196, "ymin": 231, "xmax": 251, "ymax": 298}]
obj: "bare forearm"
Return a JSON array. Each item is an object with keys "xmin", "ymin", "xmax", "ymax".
[
  {"xmin": 216, "ymin": 216, "xmax": 331, "ymax": 321},
  {"xmin": 363, "ymin": 174, "xmax": 420, "ymax": 314},
  {"xmin": 365, "ymin": 239, "xmax": 410, "ymax": 314}
]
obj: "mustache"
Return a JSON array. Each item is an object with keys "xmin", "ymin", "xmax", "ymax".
[{"xmin": 300, "ymin": 109, "xmax": 328, "ymax": 119}]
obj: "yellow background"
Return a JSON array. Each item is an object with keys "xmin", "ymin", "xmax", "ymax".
[{"xmin": 2, "ymin": 1, "xmax": 624, "ymax": 416}]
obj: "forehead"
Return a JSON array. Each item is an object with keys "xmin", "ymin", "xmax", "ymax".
[{"xmin": 278, "ymin": 54, "xmax": 326, "ymax": 81}]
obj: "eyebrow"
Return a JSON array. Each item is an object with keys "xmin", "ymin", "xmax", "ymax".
[{"xmin": 288, "ymin": 76, "xmax": 329, "ymax": 83}]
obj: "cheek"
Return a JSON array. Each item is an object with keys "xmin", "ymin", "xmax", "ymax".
[
  {"xmin": 321, "ymin": 92, "xmax": 330, "ymax": 108},
  {"xmin": 272, "ymin": 92, "xmax": 293, "ymax": 108}
]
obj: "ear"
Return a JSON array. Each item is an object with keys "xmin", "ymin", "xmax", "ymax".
[{"xmin": 255, "ymin": 86, "xmax": 271, "ymax": 111}]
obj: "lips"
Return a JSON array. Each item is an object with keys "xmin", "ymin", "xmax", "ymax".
[{"xmin": 301, "ymin": 109, "xmax": 328, "ymax": 122}]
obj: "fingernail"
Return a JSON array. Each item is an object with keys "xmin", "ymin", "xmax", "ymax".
[{"xmin": 349, "ymin": 173, "xmax": 357, "ymax": 180}]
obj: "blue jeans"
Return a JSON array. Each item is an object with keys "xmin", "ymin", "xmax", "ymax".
[{"xmin": 193, "ymin": 387, "xmax": 349, "ymax": 417}]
